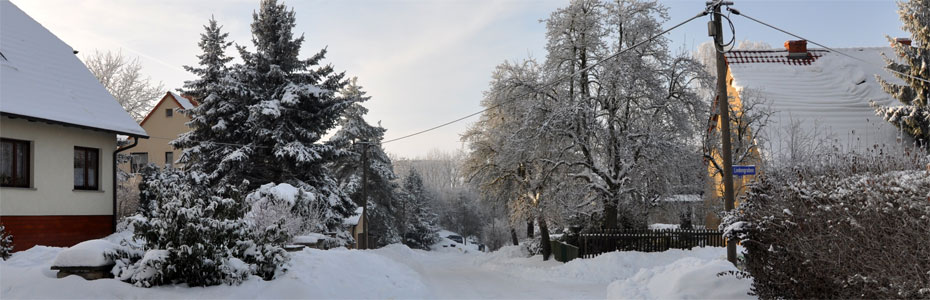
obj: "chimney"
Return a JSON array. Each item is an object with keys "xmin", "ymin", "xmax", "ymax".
[
  {"xmin": 785, "ymin": 40, "xmax": 808, "ymax": 59},
  {"xmin": 893, "ymin": 37, "xmax": 912, "ymax": 46}
]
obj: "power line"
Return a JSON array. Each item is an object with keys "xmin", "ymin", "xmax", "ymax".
[
  {"xmin": 381, "ymin": 10, "xmax": 710, "ymax": 145},
  {"xmin": 727, "ymin": 7, "xmax": 930, "ymax": 85}
]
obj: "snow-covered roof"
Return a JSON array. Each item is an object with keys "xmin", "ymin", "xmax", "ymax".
[
  {"xmin": 169, "ymin": 91, "xmax": 196, "ymax": 109},
  {"xmin": 0, "ymin": 1, "xmax": 147, "ymax": 137},
  {"xmin": 344, "ymin": 207, "xmax": 364, "ymax": 226},
  {"xmin": 725, "ymin": 47, "xmax": 907, "ymax": 155},
  {"xmin": 139, "ymin": 92, "xmax": 198, "ymax": 126}
]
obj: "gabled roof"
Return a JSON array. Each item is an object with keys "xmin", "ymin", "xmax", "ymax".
[
  {"xmin": 169, "ymin": 91, "xmax": 197, "ymax": 109},
  {"xmin": 724, "ymin": 47, "xmax": 907, "ymax": 154},
  {"xmin": 0, "ymin": 0, "xmax": 147, "ymax": 137},
  {"xmin": 139, "ymin": 91, "xmax": 198, "ymax": 126}
]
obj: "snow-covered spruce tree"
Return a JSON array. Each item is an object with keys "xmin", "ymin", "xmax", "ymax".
[
  {"xmin": 118, "ymin": 168, "xmax": 271, "ymax": 287},
  {"xmin": 873, "ymin": 0, "xmax": 930, "ymax": 145},
  {"xmin": 172, "ymin": 16, "xmax": 252, "ymax": 194},
  {"xmin": 0, "ymin": 224, "xmax": 12, "ymax": 260},
  {"xmin": 329, "ymin": 77, "xmax": 401, "ymax": 247},
  {"xmin": 400, "ymin": 168, "xmax": 439, "ymax": 250},
  {"xmin": 231, "ymin": 0, "xmax": 355, "ymax": 232}
]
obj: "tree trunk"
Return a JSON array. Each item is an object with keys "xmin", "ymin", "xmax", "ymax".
[
  {"xmin": 526, "ymin": 218, "xmax": 535, "ymax": 238},
  {"xmin": 538, "ymin": 211, "xmax": 552, "ymax": 261},
  {"xmin": 604, "ymin": 199, "xmax": 618, "ymax": 229},
  {"xmin": 510, "ymin": 227, "xmax": 519, "ymax": 246}
]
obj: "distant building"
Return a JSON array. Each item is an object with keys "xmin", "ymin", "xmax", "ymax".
[
  {"xmin": 120, "ymin": 92, "xmax": 197, "ymax": 173},
  {"xmin": 344, "ymin": 207, "xmax": 367, "ymax": 249},
  {"xmin": 0, "ymin": 1, "xmax": 148, "ymax": 251},
  {"xmin": 704, "ymin": 40, "xmax": 909, "ymax": 227}
]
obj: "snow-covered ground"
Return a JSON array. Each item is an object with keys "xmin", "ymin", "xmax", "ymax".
[{"xmin": 1, "ymin": 241, "xmax": 751, "ymax": 299}]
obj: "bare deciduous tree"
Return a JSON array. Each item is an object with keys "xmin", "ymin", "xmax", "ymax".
[{"xmin": 83, "ymin": 50, "xmax": 165, "ymax": 120}]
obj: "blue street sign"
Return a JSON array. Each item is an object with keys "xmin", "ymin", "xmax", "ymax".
[{"xmin": 733, "ymin": 165, "xmax": 756, "ymax": 176}]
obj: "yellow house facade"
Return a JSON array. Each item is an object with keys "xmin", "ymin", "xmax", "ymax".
[{"xmin": 120, "ymin": 92, "xmax": 197, "ymax": 174}]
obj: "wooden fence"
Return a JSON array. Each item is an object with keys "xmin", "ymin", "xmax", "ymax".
[{"xmin": 579, "ymin": 229, "xmax": 724, "ymax": 258}]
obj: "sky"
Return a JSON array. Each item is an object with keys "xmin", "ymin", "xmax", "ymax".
[{"xmin": 10, "ymin": 0, "xmax": 908, "ymax": 158}]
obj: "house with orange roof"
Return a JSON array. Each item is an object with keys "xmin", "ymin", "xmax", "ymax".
[{"xmin": 703, "ymin": 39, "xmax": 910, "ymax": 227}]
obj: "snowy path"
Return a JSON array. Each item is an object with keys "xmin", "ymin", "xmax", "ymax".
[
  {"xmin": 0, "ymin": 244, "xmax": 751, "ymax": 299},
  {"xmin": 379, "ymin": 248, "xmax": 606, "ymax": 299}
]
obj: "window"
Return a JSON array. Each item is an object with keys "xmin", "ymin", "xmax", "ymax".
[
  {"xmin": 1, "ymin": 138, "xmax": 30, "ymax": 187},
  {"xmin": 130, "ymin": 152, "xmax": 148, "ymax": 173},
  {"xmin": 74, "ymin": 147, "xmax": 99, "ymax": 190},
  {"xmin": 165, "ymin": 152, "xmax": 174, "ymax": 168},
  {"xmin": 165, "ymin": 108, "xmax": 173, "ymax": 117}
]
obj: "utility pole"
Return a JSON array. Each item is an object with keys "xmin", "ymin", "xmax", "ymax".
[
  {"xmin": 359, "ymin": 141, "xmax": 371, "ymax": 250},
  {"xmin": 708, "ymin": 0, "xmax": 738, "ymax": 266}
]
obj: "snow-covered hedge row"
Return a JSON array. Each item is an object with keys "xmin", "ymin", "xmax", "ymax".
[{"xmin": 722, "ymin": 155, "xmax": 930, "ymax": 299}]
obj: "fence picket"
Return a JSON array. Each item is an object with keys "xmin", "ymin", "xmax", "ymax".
[{"xmin": 577, "ymin": 228, "xmax": 724, "ymax": 258}]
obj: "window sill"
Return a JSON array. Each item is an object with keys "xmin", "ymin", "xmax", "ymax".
[
  {"xmin": 72, "ymin": 189, "xmax": 104, "ymax": 193},
  {"xmin": 0, "ymin": 186, "xmax": 37, "ymax": 191}
]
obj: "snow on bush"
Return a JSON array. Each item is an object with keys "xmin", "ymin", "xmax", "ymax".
[
  {"xmin": 606, "ymin": 257, "xmax": 753, "ymax": 299},
  {"xmin": 0, "ymin": 224, "xmax": 12, "ymax": 260},
  {"xmin": 114, "ymin": 167, "xmax": 287, "ymax": 287},
  {"xmin": 721, "ymin": 151, "xmax": 930, "ymax": 299},
  {"xmin": 246, "ymin": 182, "xmax": 318, "ymax": 238},
  {"xmin": 51, "ymin": 239, "xmax": 121, "ymax": 267}
]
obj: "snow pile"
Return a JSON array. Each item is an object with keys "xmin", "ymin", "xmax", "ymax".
[
  {"xmin": 51, "ymin": 239, "xmax": 121, "ymax": 267},
  {"xmin": 606, "ymin": 257, "xmax": 753, "ymax": 299}
]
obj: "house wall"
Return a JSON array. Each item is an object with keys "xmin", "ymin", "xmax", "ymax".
[
  {"xmin": 703, "ymin": 69, "xmax": 761, "ymax": 228},
  {"xmin": 118, "ymin": 97, "xmax": 191, "ymax": 173},
  {"xmin": 0, "ymin": 116, "xmax": 116, "ymax": 250}
]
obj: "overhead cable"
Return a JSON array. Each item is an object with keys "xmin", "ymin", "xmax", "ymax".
[
  {"xmin": 381, "ymin": 10, "xmax": 710, "ymax": 144},
  {"xmin": 728, "ymin": 7, "xmax": 930, "ymax": 85}
]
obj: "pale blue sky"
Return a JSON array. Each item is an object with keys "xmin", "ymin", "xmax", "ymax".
[{"xmin": 12, "ymin": 0, "xmax": 907, "ymax": 158}]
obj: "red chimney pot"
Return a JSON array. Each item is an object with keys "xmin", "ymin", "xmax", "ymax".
[
  {"xmin": 785, "ymin": 40, "xmax": 807, "ymax": 53},
  {"xmin": 894, "ymin": 37, "xmax": 912, "ymax": 46}
]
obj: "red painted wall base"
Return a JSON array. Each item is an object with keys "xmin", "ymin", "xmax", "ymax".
[{"xmin": 0, "ymin": 215, "xmax": 114, "ymax": 252}]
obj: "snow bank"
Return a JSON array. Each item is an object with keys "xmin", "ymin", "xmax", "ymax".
[
  {"xmin": 51, "ymin": 239, "xmax": 120, "ymax": 267},
  {"xmin": 478, "ymin": 246, "xmax": 732, "ymax": 285},
  {"xmin": 2, "ymin": 244, "xmax": 430, "ymax": 299},
  {"xmin": 606, "ymin": 258, "xmax": 753, "ymax": 299}
]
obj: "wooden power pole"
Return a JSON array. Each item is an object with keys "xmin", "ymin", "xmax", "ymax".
[
  {"xmin": 359, "ymin": 141, "xmax": 371, "ymax": 250},
  {"xmin": 709, "ymin": 0, "xmax": 738, "ymax": 265}
]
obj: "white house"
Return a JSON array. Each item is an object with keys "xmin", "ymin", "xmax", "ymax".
[{"xmin": 0, "ymin": 0, "xmax": 148, "ymax": 251}]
